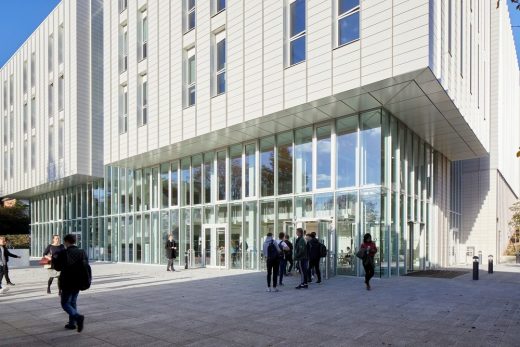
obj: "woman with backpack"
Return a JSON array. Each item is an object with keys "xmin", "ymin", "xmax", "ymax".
[{"xmin": 359, "ymin": 233, "xmax": 377, "ymax": 290}]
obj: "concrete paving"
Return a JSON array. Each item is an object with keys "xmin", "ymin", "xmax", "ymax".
[{"xmin": 1, "ymin": 261, "xmax": 520, "ymax": 346}]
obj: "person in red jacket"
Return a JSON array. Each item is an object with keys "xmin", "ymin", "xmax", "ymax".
[{"xmin": 360, "ymin": 233, "xmax": 377, "ymax": 290}]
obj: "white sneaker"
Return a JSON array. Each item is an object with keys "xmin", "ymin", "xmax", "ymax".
[
  {"xmin": 272, "ymin": 288, "xmax": 279, "ymax": 292},
  {"xmin": 266, "ymin": 287, "xmax": 271, "ymax": 292},
  {"xmin": 0, "ymin": 287, "xmax": 9, "ymax": 294}
]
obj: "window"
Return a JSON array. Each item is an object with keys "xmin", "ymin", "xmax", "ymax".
[
  {"xmin": 337, "ymin": 0, "xmax": 360, "ymax": 46},
  {"xmin": 48, "ymin": 34, "xmax": 54, "ymax": 73},
  {"xmin": 294, "ymin": 127, "xmax": 312, "ymax": 193},
  {"xmin": 245, "ymin": 143, "xmax": 256, "ymax": 197},
  {"xmin": 31, "ymin": 136, "xmax": 35, "ymax": 168},
  {"xmin": 2, "ymin": 81, "xmax": 7, "ymax": 112},
  {"xmin": 139, "ymin": 9, "xmax": 148, "ymax": 61},
  {"xmin": 59, "ymin": 75, "xmax": 64, "ymax": 111},
  {"xmin": 119, "ymin": 25, "xmax": 128, "ymax": 73},
  {"xmin": 58, "ymin": 24, "xmax": 64, "ymax": 65},
  {"xmin": 214, "ymin": 0, "xmax": 225, "ymax": 14},
  {"xmin": 119, "ymin": 85, "xmax": 128, "ymax": 134},
  {"xmin": 185, "ymin": 47, "xmax": 196, "ymax": 106},
  {"xmin": 217, "ymin": 150, "xmax": 226, "ymax": 200},
  {"xmin": 48, "ymin": 125, "xmax": 54, "ymax": 163},
  {"xmin": 186, "ymin": 0, "xmax": 196, "ymax": 32},
  {"xmin": 58, "ymin": 120, "xmax": 64, "ymax": 159},
  {"xmin": 448, "ymin": 0, "xmax": 453, "ymax": 55},
  {"xmin": 23, "ymin": 103, "xmax": 28, "ymax": 134},
  {"xmin": 23, "ymin": 61, "xmax": 28, "ymax": 94},
  {"xmin": 31, "ymin": 97, "xmax": 35, "ymax": 129},
  {"xmin": 119, "ymin": 0, "xmax": 128, "ymax": 13},
  {"xmin": 288, "ymin": 0, "xmax": 306, "ymax": 65},
  {"xmin": 23, "ymin": 140, "xmax": 28, "ymax": 173},
  {"xmin": 31, "ymin": 52, "xmax": 35, "ymax": 88},
  {"xmin": 2, "ymin": 116, "xmax": 7, "ymax": 146},
  {"xmin": 214, "ymin": 30, "xmax": 226, "ymax": 95},
  {"xmin": 316, "ymin": 125, "xmax": 332, "ymax": 189},
  {"xmin": 138, "ymin": 75, "xmax": 148, "ymax": 126},
  {"xmin": 9, "ymin": 75, "xmax": 13, "ymax": 106},
  {"xmin": 48, "ymin": 83, "xmax": 54, "ymax": 117}
]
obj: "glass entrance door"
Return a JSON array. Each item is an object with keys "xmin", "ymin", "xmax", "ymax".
[
  {"xmin": 202, "ymin": 224, "xmax": 227, "ymax": 268},
  {"xmin": 318, "ymin": 221, "xmax": 335, "ymax": 279}
]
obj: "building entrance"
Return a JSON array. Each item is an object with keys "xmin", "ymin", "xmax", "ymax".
[{"xmin": 202, "ymin": 224, "xmax": 227, "ymax": 268}]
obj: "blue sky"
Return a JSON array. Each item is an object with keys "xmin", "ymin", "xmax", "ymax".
[{"xmin": 1, "ymin": 1, "xmax": 520, "ymax": 68}]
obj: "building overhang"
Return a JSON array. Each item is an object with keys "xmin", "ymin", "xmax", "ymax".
[{"xmin": 113, "ymin": 67, "xmax": 487, "ymax": 169}]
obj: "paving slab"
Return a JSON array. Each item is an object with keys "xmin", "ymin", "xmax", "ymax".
[{"xmin": 1, "ymin": 262, "xmax": 520, "ymax": 346}]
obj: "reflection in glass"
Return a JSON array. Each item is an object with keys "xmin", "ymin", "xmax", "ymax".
[
  {"xmin": 260, "ymin": 137, "xmax": 275, "ymax": 196},
  {"xmin": 160, "ymin": 211, "xmax": 169, "ymax": 264},
  {"xmin": 143, "ymin": 168, "xmax": 151, "ymax": 210},
  {"xmin": 295, "ymin": 127, "xmax": 312, "ymax": 193},
  {"xmin": 338, "ymin": 11, "xmax": 359, "ymax": 46},
  {"xmin": 152, "ymin": 167, "xmax": 159, "ymax": 209},
  {"xmin": 192, "ymin": 208, "xmax": 202, "ymax": 267},
  {"xmin": 360, "ymin": 110, "xmax": 381, "ymax": 186},
  {"xmin": 277, "ymin": 198, "xmax": 293, "ymax": 236},
  {"xmin": 244, "ymin": 202, "xmax": 257, "ymax": 270},
  {"xmin": 170, "ymin": 162, "xmax": 179, "ymax": 206},
  {"xmin": 245, "ymin": 144, "xmax": 256, "ymax": 197},
  {"xmin": 217, "ymin": 151, "xmax": 226, "ymax": 200},
  {"xmin": 337, "ymin": 116, "xmax": 357, "ymax": 188},
  {"xmin": 360, "ymin": 188, "xmax": 381, "ymax": 276},
  {"xmin": 230, "ymin": 145, "xmax": 242, "ymax": 200},
  {"xmin": 277, "ymin": 132, "xmax": 293, "ymax": 195},
  {"xmin": 230, "ymin": 204, "xmax": 242, "ymax": 269},
  {"xmin": 181, "ymin": 158, "xmax": 190, "ymax": 205},
  {"xmin": 336, "ymin": 191, "xmax": 357, "ymax": 275},
  {"xmin": 192, "ymin": 154, "xmax": 202, "ymax": 204},
  {"xmin": 160, "ymin": 164, "xmax": 169, "ymax": 208},
  {"xmin": 315, "ymin": 193, "xmax": 333, "ymax": 218},
  {"xmin": 295, "ymin": 195, "xmax": 312, "ymax": 218},
  {"xmin": 204, "ymin": 153, "xmax": 214, "ymax": 203},
  {"xmin": 170, "ymin": 209, "xmax": 180, "ymax": 266},
  {"xmin": 316, "ymin": 125, "xmax": 331, "ymax": 189}
]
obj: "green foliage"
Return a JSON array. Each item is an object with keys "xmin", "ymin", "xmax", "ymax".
[
  {"xmin": 3, "ymin": 234, "xmax": 30, "ymax": 249},
  {"xmin": 509, "ymin": 201, "xmax": 520, "ymax": 232},
  {"xmin": 0, "ymin": 201, "xmax": 30, "ymax": 235}
]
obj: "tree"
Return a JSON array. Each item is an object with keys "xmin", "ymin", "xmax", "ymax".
[
  {"xmin": 0, "ymin": 201, "xmax": 30, "ymax": 235},
  {"xmin": 509, "ymin": 201, "xmax": 520, "ymax": 232}
]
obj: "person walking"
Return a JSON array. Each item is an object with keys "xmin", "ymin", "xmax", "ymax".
[
  {"xmin": 294, "ymin": 228, "xmax": 308, "ymax": 289},
  {"xmin": 360, "ymin": 233, "xmax": 378, "ymax": 290},
  {"xmin": 165, "ymin": 234, "xmax": 177, "ymax": 271},
  {"xmin": 0, "ymin": 236, "xmax": 20, "ymax": 287},
  {"xmin": 262, "ymin": 232, "xmax": 281, "ymax": 292},
  {"xmin": 307, "ymin": 232, "xmax": 322, "ymax": 284},
  {"xmin": 277, "ymin": 232, "xmax": 289, "ymax": 286},
  {"xmin": 43, "ymin": 235, "xmax": 65, "ymax": 294},
  {"xmin": 284, "ymin": 234, "xmax": 294, "ymax": 275},
  {"xmin": 53, "ymin": 234, "xmax": 88, "ymax": 332}
]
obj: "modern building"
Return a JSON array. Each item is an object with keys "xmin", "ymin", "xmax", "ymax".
[{"xmin": 1, "ymin": 0, "xmax": 518, "ymax": 277}]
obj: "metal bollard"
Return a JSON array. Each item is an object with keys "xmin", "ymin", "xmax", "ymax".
[
  {"xmin": 488, "ymin": 255, "xmax": 493, "ymax": 274},
  {"xmin": 472, "ymin": 256, "xmax": 479, "ymax": 280},
  {"xmin": 184, "ymin": 251, "xmax": 189, "ymax": 269}
]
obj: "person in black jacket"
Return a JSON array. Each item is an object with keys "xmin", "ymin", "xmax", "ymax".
[
  {"xmin": 0, "ymin": 236, "xmax": 20, "ymax": 289},
  {"xmin": 43, "ymin": 235, "xmax": 65, "ymax": 294},
  {"xmin": 53, "ymin": 234, "xmax": 87, "ymax": 333},
  {"xmin": 306, "ymin": 232, "xmax": 322, "ymax": 284},
  {"xmin": 165, "ymin": 234, "xmax": 177, "ymax": 272}
]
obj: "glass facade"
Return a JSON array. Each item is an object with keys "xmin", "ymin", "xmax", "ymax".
[{"xmin": 30, "ymin": 108, "xmax": 435, "ymax": 277}]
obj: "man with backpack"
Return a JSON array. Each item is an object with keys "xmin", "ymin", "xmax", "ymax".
[
  {"xmin": 277, "ymin": 232, "xmax": 290, "ymax": 286},
  {"xmin": 262, "ymin": 232, "xmax": 282, "ymax": 292},
  {"xmin": 294, "ymin": 228, "xmax": 308, "ymax": 289},
  {"xmin": 284, "ymin": 233, "xmax": 294, "ymax": 275},
  {"xmin": 307, "ymin": 232, "xmax": 322, "ymax": 284},
  {"xmin": 53, "ymin": 234, "xmax": 90, "ymax": 332}
]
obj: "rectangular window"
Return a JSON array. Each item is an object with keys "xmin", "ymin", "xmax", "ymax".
[
  {"xmin": 23, "ymin": 140, "xmax": 28, "ymax": 173},
  {"xmin": 31, "ymin": 135, "xmax": 35, "ymax": 168},
  {"xmin": 23, "ymin": 60, "xmax": 28, "ymax": 94},
  {"xmin": 48, "ymin": 83, "xmax": 54, "ymax": 117},
  {"xmin": 460, "ymin": 0, "xmax": 463, "ymax": 77},
  {"xmin": 260, "ymin": 136, "xmax": 275, "ymax": 197},
  {"xmin": 294, "ymin": 127, "xmax": 313, "ymax": 193},
  {"xmin": 139, "ymin": 10, "xmax": 148, "ymax": 61},
  {"xmin": 217, "ymin": 150, "xmax": 227, "ymax": 200},
  {"xmin": 48, "ymin": 125, "xmax": 54, "ymax": 163},
  {"xmin": 337, "ymin": 116, "xmax": 357, "ymax": 188},
  {"xmin": 245, "ymin": 143, "xmax": 256, "ymax": 197},
  {"xmin": 31, "ymin": 97, "xmax": 35, "ymax": 129},
  {"xmin": 185, "ymin": 47, "xmax": 196, "ymax": 106},
  {"xmin": 2, "ymin": 81, "xmax": 7, "ymax": 112},
  {"xmin": 119, "ymin": 0, "xmax": 128, "ymax": 12},
  {"xmin": 48, "ymin": 34, "xmax": 54, "ymax": 73},
  {"xmin": 3, "ymin": 116, "xmax": 7, "ymax": 146},
  {"xmin": 119, "ymin": 85, "xmax": 128, "ymax": 134},
  {"xmin": 58, "ymin": 24, "xmax": 64, "ymax": 65},
  {"xmin": 23, "ymin": 103, "xmax": 28, "ymax": 134},
  {"xmin": 138, "ymin": 75, "xmax": 148, "ymax": 126},
  {"xmin": 170, "ymin": 161, "xmax": 179, "ymax": 206},
  {"xmin": 186, "ymin": 0, "xmax": 196, "ymax": 32},
  {"xmin": 214, "ymin": 0, "xmax": 225, "ymax": 14},
  {"xmin": 31, "ymin": 52, "xmax": 35, "ymax": 88},
  {"xmin": 337, "ymin": 0, "xmax": 360, "ymax": 46},
  {"xmin": 204, "ymin": 152, "xmax": 214, "ymax": 203},
  {"xmin": 58, "ymin": 120, "xmax": 64, "ymax": 159},
  {"xmin": 448, "ymin": 0, "xmax": 452, "ymax": 55},
  {"xmin": 230, "ymin": 145, "xmax": 242, "ymax": 200},
  {"xmin": 192, "ymin": 154, "xmax": 202, "ymax": 204},
  {"xmin": 181, "ymin": 158, "xmax": 191, "ymax": 206},
  {"xmin": 316, "ymin": 125, "xmax": 332, "ymax": 189},
  {"xmin": 277, "ymin": 132, "xmax": 293, "ymax": 195},
  {"xmin": 9, "ymin": 75, "xmax": 13, "ymax": 105},
  {"xmin": 58, "ymin": 75, "xmax": 64, "ymax": 111},
  {"xmin": 214, "ymin": 30, "xmax": 226, "ymax": 95},
  {"xmin": 288, "ymin": 0, "xmax": 306, "ymax": 65},
  {"xmin": 119, "ymin": 25, "xmax": 128, "ymax": 73}
]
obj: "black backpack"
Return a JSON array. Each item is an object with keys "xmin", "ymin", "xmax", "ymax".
[
  {"xmin": 68, "ymin": 250, "xmax": 92, "ymax": 291},
  {"xmin": 319, "ymin": 243, "xmax": 327, "ymax": 258},
  {"xmin": 267, "ymin": 240, "xmax": 279, "ymax": 260}
]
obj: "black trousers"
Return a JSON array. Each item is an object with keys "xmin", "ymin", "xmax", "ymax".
[
  {"xmin": 363, "ymin": 261, "xmax": 375, "ymax": 284},
  {"xmin": 0, "ymin": 265, "xmax": 5, "ymax": 286},
  {"xmin": 167, "ymin": 258, "xmax": 176, "ymax": 270},
  {"xmin": 286, "ymin": 256, "xmax": 294, "ymax": 273},
  {"xmin": 308, "ymin": 258, "xmax": 321, "ymax": 282},
  {"xmin": 266, "ymin": 259, "xmax": 279, "ymax": 288}
]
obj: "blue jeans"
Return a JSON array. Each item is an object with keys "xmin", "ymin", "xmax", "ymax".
[
  {"xmin": 61, "ymin": 290, "xmax": 80, "ymax": 325},
  {"xmin": 298, "ymin": 259, "xmax": 308, "ymax": 285},
  {"xmin": 278, "ymin": 258, "xmax": 287, "ymax": 284}
]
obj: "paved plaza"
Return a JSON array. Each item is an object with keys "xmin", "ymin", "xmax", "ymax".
[{"xmin": 1, "ymin": 262, "xmax": 520, "ymax": 346}]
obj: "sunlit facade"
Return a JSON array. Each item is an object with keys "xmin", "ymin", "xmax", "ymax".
[{"xmin": 1, "ymin": 0, "xmax": 518, "ymax": 277}]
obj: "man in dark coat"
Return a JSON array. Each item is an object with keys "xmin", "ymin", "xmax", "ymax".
[
  {"xmin": 307, "ymin": 232, "xmax": 322, "ymax": 284},
  {"xmin": 165, "ymin": 234, "xmax": 177, "ymax": 271},
  {"xmin": 53, "ymin": 234, "xmax": 87, "ymax": 332},
  {"xmin": 0, "ymin": 236, "xmax": 20, "ymax": 289}
]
